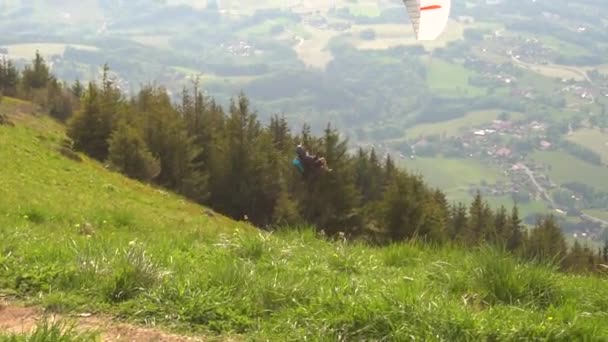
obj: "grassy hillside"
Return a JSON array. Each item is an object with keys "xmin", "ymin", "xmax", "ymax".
[{"xmin": 1, "ymin": 100, "xmax": 608, "ymax": 340}]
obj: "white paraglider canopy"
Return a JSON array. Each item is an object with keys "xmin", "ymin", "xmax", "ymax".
[{"xmin": 402, "ymin": 0, "xmax": 451, "ymax": 40}]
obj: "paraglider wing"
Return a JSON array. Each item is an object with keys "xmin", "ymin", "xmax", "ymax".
[{"xmin": 403, "ymin": 0, "xmax": 451, "ymax": 40}]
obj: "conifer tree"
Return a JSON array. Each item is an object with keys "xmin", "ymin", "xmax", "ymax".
[
  {"xmin": 449, "ymin": 202, "xmax": 469, "ymax": 241},
  {"xmin": 525, "ymin": 215, "xmax": 568, "ymax": 264},
  {"xmin": 506, "ymin": 205, "xmax": 524, "ymax": 252},
  {"xmin": 465, "ymin": 191, "xmax": 493, "ymax": 245},
  {"xmin": 67, "ymin": 82, "xmax": 112, "ymax": 160},
  {"xmin": 0, "ymin": 58, "xmax": 19, "ymax": 97},
  {"xmin": 21, "ymin": 51, "xmax": 50, "ymax": 91},
  {"xmin": 493, "ymin": 205, "xmax": 508, "ymax": 247},
  {"xmin": 133, "ymin": 84, "xmax": 207, "ymax": 200},
  {"xmin": 384, "ymin": 154, "xmax": 396, "ymax": 185},
  {"xmin": 380, "ymin": 173, "xmax": 425, "ymax": 241},
  {"xmin": 300, "ymin": 124, "xmax": 361, "ymax": 234},
  {"xmin": 46, "ymin": 78, "xmax": 73, "ymax": 121},
  {"xmin": 354, "ymin": 148, "xmax": 371, "ymax": 202},
  {"xmin": 71, "ymin": 79, "xmax": 83, "ymax": 99},
  {"xmin": 107, "ymin": 118, "xmax": 160, "ymax": 182},
  {"xmin": 367, "ymin": 148, "xmax": 384, "ymax": 202}
]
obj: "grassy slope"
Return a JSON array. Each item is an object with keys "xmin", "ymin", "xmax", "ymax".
[{"xmin": 1, "ymin": 99, "xmax": 608, "ymax": 340}]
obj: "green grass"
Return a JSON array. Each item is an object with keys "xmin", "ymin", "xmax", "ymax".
[
  {"xmin": 0, "ymin": 318, "xmax": 99, "ymax": 342},
  {"xmin": 1, "ymin": 43, "xmax": 98, "ymax": 60},
  {"xmin": 400, "ymin": 156, "xmax": 507, "ymax": 193},
  {"xmin": 347, "ymin": 3, "xmax": 380, "ymax": 17},
  {"xmin": 1, "ymin": 101, "xmax": 608, "ymax": 340},
  {"xmin": 238, "ymin": 17, "xmax": 296, "ymax": 36},
  {"xmin": 528, "ymin": 151, "xmax": 608, "ymax": 193},
  {"xmin": 405, "ymin": 109, "xmax": 524, "ymax": 139},
  {"xmin": 583, "ymin": 209, "xmax": 608, "ymax": 222},
  {"xmin": 425, "ymin": 58, "xmax": 486, "ymax": 97},
  {"xmin": 537, "ymin": 35, "xmax": 590, "ymax": 58},
  {"xmin": 566, "ymin": 128, "xmax": 608, "ymax": 165}
]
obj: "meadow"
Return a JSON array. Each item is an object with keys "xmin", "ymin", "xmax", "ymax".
[
  {"xmin": 1, "ymin": 43, "xmax": 99, "ymax": 61},
  {"xmin": 405, "ymin": 109, "xmax": 524, "ymax": 139},
  {"xmin": 566, "ymin": 128, "xmax": 608, "ymax": 165},
  {"xmin": 424, "ymin": 57, "xmax": 486, "ymax": 97},
  {"xmin": 2, "ymin": 100, "xmax": 608, "ymax": 340},
  {"xmin": 527, "ymin": 151, "xmax": 608, "ymax": 193},
  {"xmin": 399, "ymin": 156, "xmax": 507, "ymax": 194}
]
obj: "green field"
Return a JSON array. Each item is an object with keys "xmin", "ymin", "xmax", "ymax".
[
  {"xmin": 399, "ymin": 155, "xmax": 554, "ymax": 219},
  {"xmin": 293, "ymin": 26, "xmax": 335, "ymax": 68},
  {"xmin": 567, "ymin": 128, "xmax": 608, "ymax": 165},
  {"xmin": 583, "ymin": 209, "xmax": 608, "ymax": 222},
  {"xmin": 1, "ymin": 43, "xmax": 98, "ymax": 60},
  {"xmin": 2, "ymin": 104, "xmax": 608, "ymax": 340},
  {"xmin": 238, "ymin": 17, "xmax": 297, "ymax": 36},
  {"xmin": 400, "ymin": 156, "xmax": 507, "ymax": 195},
  {"xmin": 537, "ymin": 34, "xmax": 590, "ymax": 58},
  {"xmin": 347, "ymin": 3, "xmax": 381, "ymax": 17},
  {"xmin": 528, "ymin": 151, "xmax": 608, "ymax": 193},
  {"xmin": 405, "ymin": 109, "xmax": 524, "ymax": 139},
  {"xmin": 425, "ymin": 58, "xmax": 486, "ymax": 97},
  {"xmin": 349, "ymin": 21, "xmax": 465, "ymax": 51}
]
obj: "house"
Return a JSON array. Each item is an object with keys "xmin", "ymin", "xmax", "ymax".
[
  {"xmin": 496, "ymin": 148, "xmax": 512, "ymax": 157},
  {"xmin": 540, "ymin": 140, "xmax": 552, "ymax": 149}
]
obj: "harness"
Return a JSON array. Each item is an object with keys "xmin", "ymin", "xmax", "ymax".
[{"xmin": 293, "ymin": 157, "xmax": 305, "ymax": 173}]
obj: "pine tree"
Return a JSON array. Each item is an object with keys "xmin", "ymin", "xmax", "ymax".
[
  {"xmin": 303, "ymin": 123, "xmax": 361, "ymax": 235},
  {"xmin": 0, "ymin": 58, "xmax": 19, "ymax": 97},
  {"xmin": 420, "ymin": 197, "xmax": 448, "ymax": 243},
  {"xmin": 367, "ymin": 148, "xmax": 384, "ymax": 201},
  {"xmin": 493, "ymin": 205, "xmax": 508, "ymax": 247},
  {"xmin": 269, "ymin": 114, "xmax": 292, "ymax": 152},
  {"xmin": 354, "ymin": 148, "xmax": 371, "ymax": 202},
  {"xmin": 210, "ymin": 93, "xmax": 270, "ymax": 222},
  {"xmin": 67, "ymin": 82, "xmax": 112, "ymax": 160},
  {"xmin": 21, "ymin": 51, "xmax": 50, "ymax": 98},
  {"xmin": 71, "ymin": 79, "xmax": 83, "ymax": 99},
  {"xmin": 47, "ymin": 78, "xmax": 73, "ymax": 122},
  {"xmin": 465, "ymin": 191, "xmax": 493, "ymax": 246},
  {"xmin": 449, "ymin": 202, "xmax": 469, "ymax": 241},
  {"xmin": 380, "ymin": 173, "xmax": 425, "ymax": 241},
  {"xmin": 525, "ymin": 215, "xmax": 568, "ymax": 265},
  {"xmin": 384, "ymin": 153, "xmax": 396, "ymax": 185},
  {"xmin": 107, "ymin": 119, "xmax": 160, "ymax": 182},
  {"xmin": 505, "ymin": 205, "xmax": 524, "ymax": 252},
  {"xmin": 133, "ymin": 84, "xmax": 207, "ymax": 200}
]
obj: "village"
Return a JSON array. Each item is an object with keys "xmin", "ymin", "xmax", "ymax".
[{"xmin": 406, "ymin": 113, "xmax": 608, "ymax": 240}]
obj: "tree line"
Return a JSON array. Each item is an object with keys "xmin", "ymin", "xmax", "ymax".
[{"xmin": 2, "ymin": 52, "xmax": 607, "ymax": 276}]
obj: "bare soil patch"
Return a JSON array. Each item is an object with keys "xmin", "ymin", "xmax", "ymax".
[{"xmin": 0, "ymin": 300, "xmax": 232, "ymax": 341}]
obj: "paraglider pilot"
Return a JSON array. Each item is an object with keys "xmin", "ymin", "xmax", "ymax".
[{"xmin": 293, "ymin": 144, "xmax": 331, "ymax": 176}]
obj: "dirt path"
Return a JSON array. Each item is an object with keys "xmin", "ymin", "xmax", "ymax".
[
  {"xmin": 518, "ymin": 163, "xmax": 557, "ymax": 208},
  {"xmin": 0, "ymin": 300, "xmax": 230, "ymax": 341}
]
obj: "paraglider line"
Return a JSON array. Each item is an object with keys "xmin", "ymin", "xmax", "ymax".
[{"xmin": 420, "ymin": 5, "xmax": 442, "ymax": 10}]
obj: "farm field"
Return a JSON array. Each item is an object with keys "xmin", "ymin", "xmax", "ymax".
[
  {"xmin": 400, "ymin": 156, "xmax": 507, "ymax": 194},
  {"xmin": 405, "ymin": 109, "xmax": 524, "ymax": 139},
  {"xmin": 424, "ymin": 57, "xmax": 486, "ymax": 97},
  {"xmin": 1, "ymin": 43, "xmax": 99, "ymax": 60},
  {"xmin": 566, "ymin": 128, "xmax": 608, "ymax": 165},
  {"xmin": 527, "ymin": 151, "xmax": 608, "ymax": 193},
  {"xmin": 347, "ymin": 20, "xmax": 465, "ymax": 51},
  {"xmin": 293, "ymin": 27, "xmax": 335, "ymax": 68}
]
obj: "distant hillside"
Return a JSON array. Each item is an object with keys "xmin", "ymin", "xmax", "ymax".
[{"xmin": 1, "ymin": 98, "xmax": 608, "ymax": 340}]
